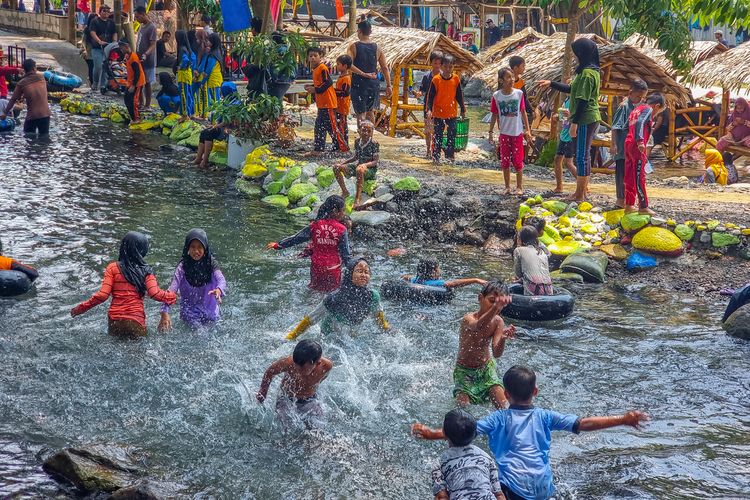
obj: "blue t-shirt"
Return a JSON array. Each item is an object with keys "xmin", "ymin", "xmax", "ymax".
[
  {"xmin": 411, "ymin": 277, "xmax": 446, "ymax": 287},
  {"xmin": 476, "ymin": 405, "xmax": 580, "ymax": 499}
]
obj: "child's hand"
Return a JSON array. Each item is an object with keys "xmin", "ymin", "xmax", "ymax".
[
  {"xmin": 70, "ymin": 306, "xmax": 81, "ymax": 318},
  {"xmin": 524, "ymin": 131, "xmax": 533, "ymax": 142},
  {"xmin": 622, "ymin": 410, "xmax": 650, "ymax": 429},
  {"xmin": 304, "ymin": 84, "xmax": 314, "ymax": 94},
  {"xmin": 411, "ymin": 423, "xmax": 429, "ymax": 439},
  {"xmin": 461, "ymin": 112, "xmax": 466, "ymax": 120},
  {"xmin": 158, "ymin": 313, "xmax": 172, "ymax": 332},
  {"xmin": 267, "ymin": 242, "xmax": 280, "ymax": 250},
  {"xmin": 426, "ymin": 110, "xmax": 432, "ymax": 119},
  {"xmin": 208, "ymin": 288, "xmax": 222, "ymax": 304},
  {"xmin": 538, "ymin": 80, "xmax": 552, "ymax": 90},
  {"xmin": 503, "ymin": 324, "xmax": 516, "ymax": 339},
  {"xmin": 256, "ymin": 391, "xmax": 266, "ymax": 404}
]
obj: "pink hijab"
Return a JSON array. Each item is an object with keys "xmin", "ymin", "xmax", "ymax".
[{"xmin": 729, "ymin": 97, "xmax": 750, "ymax": 141}]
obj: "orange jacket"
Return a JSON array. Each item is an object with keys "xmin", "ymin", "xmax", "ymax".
[
  {"xmin": 312, "ymin": 63, "xmax": 337, "ymax": 110},
  {"xmin": 126, "ymin": 52, "xmax": 146, "ymax": 88}
]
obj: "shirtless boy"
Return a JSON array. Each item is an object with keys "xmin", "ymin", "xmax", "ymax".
[
  {"xmin": 257, "ymin": 339, "xmax": 334, "ymax": 429},
  {"xmin": 454, "ymin": 281, "xmax": 515, "ymax": 409}
]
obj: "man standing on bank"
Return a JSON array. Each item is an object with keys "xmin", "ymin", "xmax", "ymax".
[{"xmin": 347, "ymin": 19, "xmax": 391, "ymax": 127}]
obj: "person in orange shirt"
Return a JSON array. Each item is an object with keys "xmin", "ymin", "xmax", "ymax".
[
  {"xmin": 70, "ymin": 231, "xmax": 176, "ymax": 338},
  {"xmin": 305, "ymin": 47, "xmax": 348, "ymax": 154},
  {"xmin": 334, "ymin": 54, "xmax": 353, "ymax": 150},
  {"xmin": 508, "ymin": 56, "xmax": 534, "ymax": 126},
  {"xmin": 118, "ymin": 40, "xmax": 145, "ymax": 123},
  {"xmin": 0, "ymin": 240, "xmax": 39, "ymax": 283},
  {"xmin": 426, "ymin": 55, "xmax": 466, "ymax": 164}
]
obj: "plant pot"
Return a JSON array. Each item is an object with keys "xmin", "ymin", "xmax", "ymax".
[
  {"xmin": 267, "ymin": 80, "xmax": 293, "ymax": 101},
  {"xmin": 227, "ymin": 134, "xmax": 258, "ymax": 169}
]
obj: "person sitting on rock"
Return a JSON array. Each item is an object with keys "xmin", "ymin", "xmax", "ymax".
[
  {"xmin": 403, "ymin": 257, "xmax": 487, "ymax": 290},
  {"xmin": 333, "ymin": 120, "xmax": 379, "ymax": 209},
  {"xmin": 701, "ymin": 148, "xmax": 728, "ymax": 185},
  {"xmin": 513, "ymin": 226, "xmax": 553, "ymax": 296}
]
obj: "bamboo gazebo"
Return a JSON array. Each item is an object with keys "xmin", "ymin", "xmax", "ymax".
[
  {"xmin": 688, "ymin": 40, "xmax": 750, "ymax": 160},
  {"xmin": 477, "ymin": 27, "xmax": 547, "ymax": 65},
  {"xmin": 624, "ymin": 33, "xmax": 729, "ymax": 78},
  {"xmin": 325, "ymin": 26, "xmax": 484, "ymax": 137}
]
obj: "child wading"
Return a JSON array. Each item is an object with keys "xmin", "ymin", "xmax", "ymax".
[
  {"xmin": 426, "ymin": 54, "xmax": 466, "ymax": 164},
  {"xmin": 415, "ymin": 50, "xmax": 443, "ymax": 158},
  {"xmin": 413, "ymin": 365, "xmax": 649, "ymax": 500},
  {"xmin": 269, "ymin": 195, "xmax": 351, "ymax": 293},
  {"xmin": 611, "ymin": 79, "xmax": 648, "ymax": 208},
  {"xmin": 624, "ymin": 93, "xmax": 664, "ymax": 215},
  {"xmin": 285, "ymin": 258, "xmax": 390, "ymax": 340},
  {"xmin": 156, "ymin": 71, "xmax": 181, "ymax": 115},
  {"xmin": 70, "ymin": 232, "xmax": 177, "ymax": 337},
  {"xmin": 158, "ymin": 229, "xmax": 226, "ymax": 331},
  {"xmin": 334, "ymin": 54, "xmax": 352, "ymax": 148},
  {"xmin": 257, "ymin": 339, "xmax": 333, "ymax": 429},
  {"xmin": 489, "ymin": 67, "xmax": 533, "ymax": 195},
  {"xmin": 334, "ymin": 121, "xmax": 379, "ymax": 209},
  {"xmin": 404, "ymin": 257, "xmax": 487, "ymax": 290},
  {"xmin": 174, "ymin": 30, "xmax": 195, "ymax": 117},
  {"xmin": 514, "ymin": 226, "xmax": 553, "ymax": 296},
  {"xmin": 454, "ymin": 281, "xmax": 515, "ymax": 409},
  {"xmin": 552, "ymin": 97, "xmax": 576, "ymax": 193},
  {"xmin": 119, "ymin": 41, "xmax": 145, "ymax": 123},
  {"xmin": 305, "ymin": 47, "xmax": 348, "ymax": 154}
]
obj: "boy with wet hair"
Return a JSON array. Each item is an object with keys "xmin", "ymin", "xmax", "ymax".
[
  {"xmin": 624, "ymin": 92, "xmax": 665, "ymax": 215},
  {"xmin": 334, "ymin": 54, "xmax": 353, "ymax": 148},
  {"xmin": 452, "ymin": 281, "xmax": 515, "ymax": 409},
  {"xmin": 404, "ymin": 257, "xmax": 487, "ymax": 289},
  {"xmin": 256, "ymin": 339, "xmax": 334, "ymax": 429},
  {"xmin": 413, "ymin": 365, "xmax": 649, "ymax": 500},
  {"xmin": 611, "ymin": 78, "xmax": 649, "ymax": 208},
  {"xmin": 427, "ymin": 54, "xmax": 466, "ymax": 164},
  {"xmin": 431, "ymin": 408, "xmax": 505, "ymax": 500},
  {"xmin": 507, "ymin": 55, "xmax": 533, "ymax": 125},
  {"xmin": 305, "ymin": 46, "xmax": 348, "ymax": 154},
  {"xmin": 415, "ymin": 50, "xmax": 443, "ymax": 158}
]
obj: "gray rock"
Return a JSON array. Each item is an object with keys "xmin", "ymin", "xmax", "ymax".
[
  {"xmin": 730, "ymin": 229, "xmax": 741, "ymax": 236},
  {"xmin": 462, "ymin": 229, "xmax": 485, "ymax": 245},
  {"xmin": 483, "ymin": 234, "xmax": 513, "ymax": 256},
  {"xmin": 385, "ymin": 201, "xmax": 399, "ymax": 213},
  {"xmin": 439, "ymin": 220, "xmax": 457, "ymax": 235},
  {"xmin": 301, "ymin": 162, "xmax": 318, "ymax": 179},
  {"xmin": 651, "ymin": 217, "xmax": 666, "ymax": 227},
  {"xmin": 43, "ymin": 445, "xmax": 142, "ymax": 493},
  {"xmin": 350, "ymin": 210, "xmax": 391, "ymax": 227},
  {"xmin": 262, "ymin": 174, "xmax": 274, "ymax": 188},
  {"xmin": 374, "ymin": 185, "xmax": 392, "ymax": 197},
  {"xmin": 723, "ymin": 304, "xmax": 750, "ymax": 340},
  {"xmin": 497, "ymin": 210, "xmax": 514, "ymax": 220},
  {"xmin": 715, "ymin": 226, "xmax": 727, "ymax": 232},
  {"xmin": 110, "ymin": 479, "xmax": 184, "ymax": 499},
  {"xmin": 456, "ymin": 218, "xmax": 471, "ymax": 230},
  {"xmin": 418, "ymin": 197, "xmax": 446, "ymax": 214},
  {"xmin": 700, "ymin": 232, "xmax": 711, "ymax": 244}
]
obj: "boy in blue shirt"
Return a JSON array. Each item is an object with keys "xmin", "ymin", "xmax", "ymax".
[
  {"xmin": 412, "ymin": 365, "xmax": 649, "ymax": 500},
  {"xmin": 403, "ymin": 258, "xmax": 487, "ymax": 289}
]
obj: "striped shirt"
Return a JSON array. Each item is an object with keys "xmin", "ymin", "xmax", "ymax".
[
  {"xmin": 72, "ymin": 262, "xmax": 176, "ymax": 327},
  {"xmin": 432, "ymin": 445, "xmax": 502, "ymax": 499}
]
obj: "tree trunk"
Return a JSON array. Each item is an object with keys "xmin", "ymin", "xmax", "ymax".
[
  {"xmin": 562, "ymin": 6, "xmax": 582, "ymax": 82},
  {"xmin": 348, "ymin": 0, "xmax": 357, "ymax": 36},
  {"xmin": 114, "ymin": 0, "xmax": 123, "ymax": 40},
  {"xmin": 67, "ymin": 0, "xmax": 76, "ymax": 43},
  {"xmin": 262, "ymin": 0, "xmax": 274, "ymax": 33}
]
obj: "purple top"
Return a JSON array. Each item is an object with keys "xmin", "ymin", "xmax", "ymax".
[{"xmin": 161, "ymin": 262, "xmax": 227, "ymax": 326}]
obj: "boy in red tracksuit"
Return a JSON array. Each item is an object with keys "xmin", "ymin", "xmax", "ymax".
[
  {"xmin": 624, "ymin": 93, "xmax": 664, "ymax": 216},
  {"xmin": 267, "ymin": 195, "xmax": 351, "ymax": 292},
  {"xmin": 305, "ymin": 47, "xmax": 348, "ymax": 153},
  {"xmin": 118, "ymin": 40, "xmax": 146, "ymax": 123}
]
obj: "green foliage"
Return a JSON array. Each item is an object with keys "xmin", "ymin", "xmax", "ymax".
[
  {"xmin": 182, "ymin": 0, "xmax": 224, "ymax": 30},
  {"xmin": 232, "ymin": 32, "xmax": 309, "ymax": 81},
  {"xmin": 537, "ymin": 139, "xmax": 557, "ymax": 168},
  {"xmin": 210, "ymin": 94, "xmax": 283, "ymax": 141}
]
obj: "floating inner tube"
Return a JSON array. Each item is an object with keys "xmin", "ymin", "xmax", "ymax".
[
  {"xmin": 0, "ymin": 270, "xmax": 33, "ymax": 297},
  {"xmin": 380, "ymin": 279, "xmax": 454, "ymax": 305},
  {"xmin": 502, "ymin": 283, "xmax": 575, "ymax": 321},
  {"xmin": 43, "ymin": 70, "xmax": 83, "ymax": 89},
  {"xmin": 0, "ymin": 118, "xmax": 14, "ymax": 132}
]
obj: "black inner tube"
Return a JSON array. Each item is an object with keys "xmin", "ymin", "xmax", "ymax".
[
  {"xmin": 380, "ymin": 279, "xmax": 454, "ymax": 305},
  {"xmin": 0, "ymin": 270, "xmax": 33, "ymax": 297},
  {"xmin": 502, "ymin": 283, "xmax": 575, "ymax": 321}
]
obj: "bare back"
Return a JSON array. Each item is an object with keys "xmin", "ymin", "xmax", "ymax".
[
  {"xmin": 456, "ymin": 312, "xmax": 503, "ymax": 368},
  {"xmin": 280, "ymin": 357, "xmax": 333, "ymax": 399}
]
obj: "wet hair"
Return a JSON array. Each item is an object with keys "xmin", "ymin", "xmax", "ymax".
[
  {"xmin": 428, "ymin": 50, "xmax": 444, "ymax": 63},
  {"xmin": 307, "ymin": 46, "xmax": 325, "ymax": 56},
  {"xmin": 524, "ymin": 216, "xmax": 546, "ymax": 236},
  {"xmin": 22, "ymin": 59, "xmax": 35, "ymax": 72},
  {"xmin": 134, "ymin": 5, "xmax": 146, "ymax": 14},
  {"xmin": 336, "ymin": 54, "xmax": 352, "ymax": 68},
  {"xmin": 503, "ymin": 365, "xmax": 536, "ymax": 401},
  {"xmin": 358, "ymin": 19, "xmax": 372, "ymax": 36},
  {"xmin": 440, "ymin": 54, "xmax": 455, "ymax": 66},
  {"xmin": 480, "ymin": 280, "xmax": 508, "ymax": 297},
  {"xmin": 508, "ymin": 55, "xmax": 525, "ymax": 69},
  {"xmin": 250, "ymin": 17, "xmax": 262, "ymax": 33},
  {"xmin": 416, "ymin": 258, "xmax": 439, "ymax": 281},
  {"xmin": 158, "ymin": 71, "xmax": 173, "ymax": 86},
  {"xmin": 520, "ymin": 226, "xmax": 540, "ymax": 251},
  {"xmin": 443, "ymin": 409, "xmax": 476, "ymax": 447},
  {"xmin": 646, "ymin": 93, "xmax": 665, "ymax": 106},
  {"xmin": 292, "ymin": 339, "xmax": 322, "ymax": 366},
  {"xmin": 631, "ymin": 78, "xmax": 648, "ymax": 92},
  {"xmin": 317, "ymin": 195, "xmax": 345, "ymax": 220}
]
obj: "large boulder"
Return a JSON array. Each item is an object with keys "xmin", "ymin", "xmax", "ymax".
[
  {"xmin": 632, "ymin": 226, "xmax": 684, "ymax": 257},
  {"xmin": 42, "ymin": 445, "xmax": 142, "ymax": 493},
  {"xmin": 287, "ymin": 182, "xmax": 318, "ymax": 203},
  {"xmin": 723, "ymin": 304, "xmax": 750, "ymax": 340},
  {"xmin": 560, "ymin": 251, "xmax": 609, "ymax": 283},
  {"xmin": 712, "ymin": 232, "xmax": 741, "ymax": 248},
  {"xmin": 620, "ymin": 213, "xmax": 651, "ymax": 232},
  {"xmin": 602, "ymin": 208, "xmax": 625, "ymax": 226},
  {"xmin": 350, "ymin": 210, "xmax": 391, "ymax": 226}
]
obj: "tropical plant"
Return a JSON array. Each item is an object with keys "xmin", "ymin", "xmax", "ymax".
[
  {"xmin": 210, "ymin": 94, "xmax": 288, "ymax": 141},
  {"xmin": 232, "ymin": 31, "xmax": 309, "ymax": 81},
  {"xmin": 177, "ymin": 0, "xmax": 224, "ymax": 31}
]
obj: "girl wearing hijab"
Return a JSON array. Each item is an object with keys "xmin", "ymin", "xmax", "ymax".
[
  {"xmin": 71, "ymin": 232, "xmax": 177, "ymax": 337},
  {"xmin": 539, "ymin": 38, "xmax": 601, "ymax": 202},
  {"xmin": 717, "ymin": 97, "xmax": 750, "ymax": 152},
  {"xmin": 268, "ymin": 195, "xmax": 351, "ymax": 293},
  {"xmin": 285, "ymin": 258, "xmax": 390, "ymax": 340},
  {"xmin": 194, "ymin": 32, "xmax": 224, "ymax": 119},
  {"xmin": 174, "ymin": 30, "xmax": 196, "ymax": 117},
  {"xmin": 702, "ymin": 148, "xmax": 729, "ymax": 185},
  {"xmin": 158, "ymin": 229, "xmax": 226, "ymax": 331}
]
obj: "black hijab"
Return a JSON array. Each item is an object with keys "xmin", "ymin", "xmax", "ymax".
[
  {"xmin": 324, "ymin": 258, "xmax": 373, "ymax": 324},
  {"xmin": 181, "ymin": 228, "xmax": 219, "ymax": 288},
  {"xmin": 117, "ymin": 231, "xmax": 153, "ymax": 296},
  {"xmin": 572, "ymin": 38, "xmax": 600, "ymax": 74}
]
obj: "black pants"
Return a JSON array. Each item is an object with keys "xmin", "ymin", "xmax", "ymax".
[
  {"xmin": 199, "ymin": 126, "xmax": 226, "ymax": 143},
  {"xmin": 23, "ymin": 117, "xmax": 50, "ymax": 135},
  {"xmin": 615, "ymin": 158, "xmax": 625, "ymax": 200},
  {"xmin": 124, "ymin": 87, "xmax": 142, "ymax": 121},
  {"xmin": 314, "ymin": 107, "xmax": 347, "ymax": 152},
  {"xmin": 432, "ymin": 117, "xmax": 457, "ymax": 161},
  {"xmin": 501, "ymin": 483, "xmax": 530, "ymax": 500},
  {"xmin": 85, "ymin": 58, "xmax": 94, "ymax": 86}
]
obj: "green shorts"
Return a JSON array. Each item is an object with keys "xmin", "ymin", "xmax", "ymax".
[
  {"xmin": 453, "ymin": 358, "xmax": 503, "ymax": 404},
  {"xmin": 347, "ymin": 164, "xmax": 377, "ymax": 182}
]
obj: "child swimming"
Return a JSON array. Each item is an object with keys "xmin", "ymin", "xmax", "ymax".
[
  {"xmin": 158, "ymin": 228, "xmax": 226, "ymax": 331},
  {"xmin": 0, "ymin": 239, "xmax": 38, "ymax": 282},
  {"xmin": 513, "ymin": 226, "xmax": 553, "ymax": 296},
  {"xmin": 403, "ymin": 258, "xmax": 487, "ymax": 289},
  {"xmin": 70, "ymin": 231, "xmax": 176, "ymax": 337},
  {"xmin": 257, "ymin": 339, "xmax": 333, "ymax": 429},
  {"xmin": 268, "ymin": 195, "xmax": 351, "ymax": 293},
  {"xmin": 453, "ymin": 281, "xmax": 515, "ymax": 409},
  {"xmin": 285, "ymin": 258, "xmax": 390, "ymax": 340}
]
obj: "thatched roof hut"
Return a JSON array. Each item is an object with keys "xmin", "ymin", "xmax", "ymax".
[
  {"xmin": 686, "ymin": 40, "xmax": 750, "ymax": 92},
  {"xmin": 472, "ymin": 35, "xmax": 690, "ymax": 106},
  {"xmin": 324, "ymin": 26, "xmax": 484, "ymax": 74},
  {"xmin": 478, "ymin": 27, "xmax": 547, "ymax": 65},
  {"xmin": 624, "ymin": 33, "xmax": 729, "ymax": 76}
]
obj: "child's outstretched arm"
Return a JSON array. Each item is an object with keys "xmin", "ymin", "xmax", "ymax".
[
  {"xmin": 10, "ymin": 260, "xmax": 39, "ymax": 282},
  {"xmin": 256, "ymin": 358, "xmax": 287, "ymax": 403},
  {"xmin": 285, "ymin": 301, "xmax": 326, "ymax": 340},
  {"xmin": 268, "ymin": 225, "xmax": 312, "ymax": 250},
  {"xmin": 443, "ymin": 278, "xmax": 487, "ymax": 289},
  {"xmin": 578, "ymin": 411, "xmax": 649, "ymax": 431},
  {"xmin": 411, "ymin": 423, "xmax": 445, "ymax": 440},
  {"xmin": 70, "ymin": 265, "xmax": 115, "ymax": 317}
]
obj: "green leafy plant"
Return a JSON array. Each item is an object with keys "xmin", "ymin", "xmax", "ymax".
[
  {"xmin": 179, "ymin": 0, "xmax": 224, "ymax": 31},
  {"xmin": 211, "ymin": 94, "xmax": 289, "ymax": 141},
  {"xmin": 232, "ymin": 31, "xmax": 309, "ymax": 81}
]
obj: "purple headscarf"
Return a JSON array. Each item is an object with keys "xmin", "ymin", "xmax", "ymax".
[{"xmin": 729, "ymin": 97, "xmax": 750, "ymax": 142}]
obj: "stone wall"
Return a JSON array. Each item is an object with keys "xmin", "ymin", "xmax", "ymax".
[{"xmin": 0, "ymin": 10, "xmax": 69, "ymax": 39}]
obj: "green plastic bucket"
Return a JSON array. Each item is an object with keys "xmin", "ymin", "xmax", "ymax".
[{"xmin": 441, "ymin": 117, "xmax": 469, "ymax": 152}]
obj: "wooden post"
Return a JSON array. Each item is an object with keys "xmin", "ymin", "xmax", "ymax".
[
  {"xmin": 348, "ymin": 0, "xmax": 356, "ymax": 36},
  {"xmin": 719, "ymin": 88, "xmax": 729, "ymax": 137},
  {"xmin": 68, "ymin": 0, "xmax": 76, "ymax": 43},
  {"xmin": 668, "ymin": 108, "xmax": 676, "ymax": 159},
  {"xmin": 389, "ymin": 64, "xmax": 401, "ymax": 137},
  {"xmin": 114, "ymin": 0, "xmax": 123, "ymax": 40},
  {"xmin": 292, "ymin": 0, "xmax": 298, "ymax": 20}
]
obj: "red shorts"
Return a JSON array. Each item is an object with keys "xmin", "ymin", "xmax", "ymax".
[
  {"xmin": 497, "ymin": 134, "xmax": 524, "ymax": 171},
  {"xmin": 309, "ymin": 264, "xmax": 342, "ymax": 292}
]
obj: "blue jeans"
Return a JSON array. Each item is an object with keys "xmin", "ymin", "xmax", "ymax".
[{"xmin": 91, "ymin": 47, "xmax": 104, "ymax": 89}]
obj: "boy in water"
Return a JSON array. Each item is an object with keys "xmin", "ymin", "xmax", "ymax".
[
  {"xmin": 257, "ymin": 339, "xmax": 333, "ymax": 429},
  {"xmin": 403, "ymin": 257, "xmax": 487, "ymax": 289},
  {"xmin": 431, "ymin": 409, "xmax": 505, "ymax": 500},
  {"xmin": 454, "ymin": 281, "xmax": 515, "ymax": 409},
  {"xmin": 305, "ymin": 47, "xmax": 348, "ymax": 154},
  {"xmin": 413, "ymin": 365, "xmax": 649, "ymax": 500},
  {"xmin": 333, "ymin": 120, "xmax": 379, "ymax": 209},
  {"xmin": 611, "ymin": 79, "xmax": 648, "ymax": 208}
]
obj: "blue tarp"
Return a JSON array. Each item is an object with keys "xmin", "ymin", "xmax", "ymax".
[{"xmin": 221, "ymin": 0, "xmax": 252, "ymax": 33}]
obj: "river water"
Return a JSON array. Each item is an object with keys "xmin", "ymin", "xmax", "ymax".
[{"xmin": 1, "ymin": 111, "xmax": 748, "ymax": 498}]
